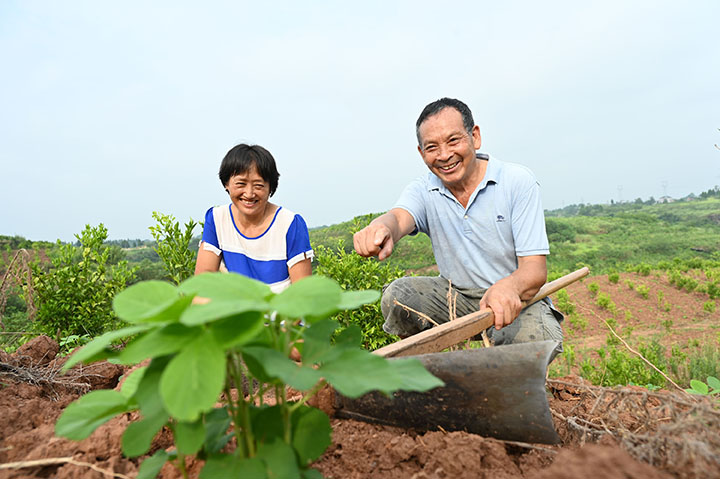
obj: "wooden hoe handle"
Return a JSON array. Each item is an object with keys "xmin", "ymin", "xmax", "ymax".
[{"xmin": 374, "ymin": 267, "xmax": 590, "ymax": 358}]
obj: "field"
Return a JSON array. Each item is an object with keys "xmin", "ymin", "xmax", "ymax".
[{"xmin": 1, "ymin": 193, "xmax": 719, "ymax": 478}]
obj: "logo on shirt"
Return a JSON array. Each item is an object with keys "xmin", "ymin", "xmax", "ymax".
[{"xmin": 496, "ymin": 215, "xmax": 505, "ymax": 222}]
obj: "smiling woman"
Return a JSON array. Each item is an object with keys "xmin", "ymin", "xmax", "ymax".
[{"xmin": 195, "ymin": 144, "xmax": 313, "ymax": 292}]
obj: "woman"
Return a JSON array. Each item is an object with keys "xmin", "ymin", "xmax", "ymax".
[{"xmin": 195, "ymin": 144, "xmax": 313, "ymax": 292}]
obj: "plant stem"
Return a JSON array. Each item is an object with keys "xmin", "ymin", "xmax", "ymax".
[
  {"xmin": 225, "ymin": 355, "xmax": 246, "ymax": 458},
  {"xmin": 289, "ymin": 379, "xmax": 328, "ymax": 413}
]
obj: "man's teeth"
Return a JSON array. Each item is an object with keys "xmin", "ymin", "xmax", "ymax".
[{"xmin": 440, "ymin": 162, "xmax": 459, "ymax": 171}]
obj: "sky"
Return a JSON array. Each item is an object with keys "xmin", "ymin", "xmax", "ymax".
[{"xmin": 1, "ymin": 1, "xmax": 719, "ymax": 242}]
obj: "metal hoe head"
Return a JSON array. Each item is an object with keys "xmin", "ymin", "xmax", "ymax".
[{"xmin": 335, "ymin": 340, "xmax": 561, "ymax": 444}]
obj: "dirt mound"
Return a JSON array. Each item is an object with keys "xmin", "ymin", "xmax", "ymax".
[{"xmin": 1, "ymin": 331, "xmax": 719, "ymax": 478}]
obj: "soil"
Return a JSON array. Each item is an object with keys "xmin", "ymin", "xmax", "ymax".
[{"xmin": 1, "ymin": 271, "xmax": 719, "ymax": 479}]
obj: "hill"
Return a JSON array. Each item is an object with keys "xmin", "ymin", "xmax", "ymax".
[{"xmin": 310, "ymin": 195, "xmax": 720, "ymax": 276}]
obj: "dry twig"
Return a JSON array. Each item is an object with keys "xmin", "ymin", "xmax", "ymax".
[
  {"xmin": 0, "ymin": 456, "xmax": 131, "ymax": 479},
  {"xmin": 576, "ymin": 303, "xmax": 691, "ymax": 397},
  {"xmin": 392, "ymin": 299, "xmax": 440, "ymax": 326}
]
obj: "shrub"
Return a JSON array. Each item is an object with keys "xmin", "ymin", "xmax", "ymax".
[
  {"xmin": 636, "ymin": 285, "xmax": 650, "ymax": 299},
  {"xmin": 587, "ymin": 282, "xmax": 600, "ymax": 296},
  {"xmin": 608, "ymin": 272, "xmax": 620, "ymax": 284},
  {"xmin": 30, "ymin": 224, "xmax": 136, "ymax": 339},
  {"xmin": 554, "ymin": 289, "xmax": 575, "ymax": 315},
  {"xmin": 568, "ymin": 312, "xmax": 588, "ymax": 330},
  {"xmin": 596, "ymin": 292, "xmax": 617, "ymax": 314},
  {"xmin": 635, "ymin": 263, "xmax": 652, "ymax": 276},
  {"xmin": 149, "ymin": 212, "xmax": 199, "ymax": 285},
  {"xmin": 704, "ymin": 301, "xmax": 717, "ymax": 313},
  {"xmin": 624, "ymin": 279, "xmax": 635, "ymax": 290},
  {"xmin": 313, "ymin": 239, "xmax": 405, "ymax": 349},
  {"xmin": 56, "ymin": 274, "xmax": 441, "ymax": 478}
]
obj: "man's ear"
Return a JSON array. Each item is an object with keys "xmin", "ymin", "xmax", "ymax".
[{"xmin": 472, "ymin": 125, "xmax": 482, "ymax": 150}]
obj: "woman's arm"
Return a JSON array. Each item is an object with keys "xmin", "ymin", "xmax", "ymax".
[
  {"xmin": 194, "ymin": 242, "xmax": 222, "ymax": 275},
  {"xmin": 288, "ymin": 258, "xmax": 312, "ymax": 283}
]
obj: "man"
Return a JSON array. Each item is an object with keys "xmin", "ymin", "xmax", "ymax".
[{"xmin": 353, "ymin": 98, "xmax": 563, "ymax": 352}]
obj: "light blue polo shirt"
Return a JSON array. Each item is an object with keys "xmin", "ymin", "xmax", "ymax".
[{"xmin": 394, "ymin": 154, "xmax": 549, "ymax": 289}]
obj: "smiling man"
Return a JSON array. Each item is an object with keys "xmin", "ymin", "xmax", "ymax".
[{"xmin": 353, "ymin": 98, "xmax": 563, "ymax": 353}]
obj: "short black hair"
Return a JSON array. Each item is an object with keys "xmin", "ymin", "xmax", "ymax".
[
  {"xmin": 218, "ymin": 144, "xmax": 280, "ymax": 196},
  {"xmin": 415, "ymin": 98, "xmax": 475, "ymax": 147}
]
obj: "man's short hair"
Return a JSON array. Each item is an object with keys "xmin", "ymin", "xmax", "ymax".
[
  {"xmin": 218, "ymin": 144, "xmax": 280, "ymax": 196},
  {"xmin": 415, "ymin": 98, "xmax": 475, "ymax": 147}
]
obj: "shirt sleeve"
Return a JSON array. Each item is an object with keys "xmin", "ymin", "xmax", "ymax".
[
  {"xmin": 511, "ymin": 176, "xmax": 550, "ymax": 257},
  {"xmin": 201, "ymin": 207, "xmax": 222, "ymax": 256},
  {"xmin": 286, "ymin": 214, "xmax": 313, "ymax": 268},
  {"xmin": 393, "ymin": 177, "xmax": 428, "ymax": 235}
]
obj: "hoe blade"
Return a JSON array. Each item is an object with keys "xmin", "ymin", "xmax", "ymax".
[{"xmin": 335, "ymin": 340, "xmax": 561, "ymax": 444}]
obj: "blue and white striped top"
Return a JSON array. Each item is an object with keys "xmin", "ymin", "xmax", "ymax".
[{"xmin": 201, "ymin": 204, "xmax": 313, "ymax": 293}]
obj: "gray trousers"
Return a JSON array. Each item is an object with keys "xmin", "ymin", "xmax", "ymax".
[{"xmin": 381, "ymin": 276, "xmax": 564, "ymax": 357}]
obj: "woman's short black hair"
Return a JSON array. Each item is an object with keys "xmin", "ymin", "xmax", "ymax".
[{"xmin": 218, "ymin": 144, "xmax": 280, "ymax": 196}]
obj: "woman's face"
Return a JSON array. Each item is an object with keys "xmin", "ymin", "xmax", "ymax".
[{"xmin": 225, "ymin": 164, "xmax": 271, "ymax": 218}]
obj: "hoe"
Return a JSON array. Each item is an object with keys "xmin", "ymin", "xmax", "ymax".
[{"xmin": 334, "ymin": 267, "xmax": 589, "ymax": 444}]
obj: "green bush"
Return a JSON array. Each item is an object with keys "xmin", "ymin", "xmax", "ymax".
[
  {"xmin": 56, "ymin": 274, "xmax": 441, "ymax": 478},
  {"xmin": 636, "ymin": 285, "xmax": 650, "ymax": 299},
  {"xmin": 587, "ymin": 282, "xmax": 600, "ymax": 296},
  {"xmin": 596, "ymin": 292, "xmax": 617, "ymax": 314},
  {"xmin": 313, "ymin": 239, "xmax": 405, "ymax": 349},
  {"xmin": 149, "ymin": 212, "xmax": 199, "ymax": 285},
  {"xmin": 608, "ymin": 272, "xmax": 620, "ymax": 284},
  {"xmin": 554, "ymin": 289, "xmax": 575, "ymax": 315},
  {"xmin": 704, "ymin": 301, "xmax": 717, "ymax": 313},
  {"xmin": 30, "ymin": 224, "xmax": 136, "ymax": 339}
]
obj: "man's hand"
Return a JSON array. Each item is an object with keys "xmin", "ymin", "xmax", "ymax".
[
  {"xmin": 478, "ymin": 255, "xmax": 547, "ymax": 330},
  {"xmin": 353, "ymin": 209, "xmax": 416, "ymax": 261},
  {"xmin": 353, "ymin": 223, "xmax": 395, "ymax": 260},
  {"xmin": 478, "ymin": 277, "xmax": 524, "ymax": 330}
]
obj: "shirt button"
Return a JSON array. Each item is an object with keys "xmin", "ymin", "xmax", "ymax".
[{"xmin": 463, "ymin": 215, "xmax": 468, "ymax": 219}]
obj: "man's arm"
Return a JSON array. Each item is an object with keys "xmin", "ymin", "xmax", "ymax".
[
  {"xmin": 353, "ymin": 208, "xmax": 416, "ymax": 260},
  {"xmin": 478, "ymin": 255, "xmax": 547, "ymax": 330}
]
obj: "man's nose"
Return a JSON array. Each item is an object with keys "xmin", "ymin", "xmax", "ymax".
[{"xmin": 437, "ymin": 143, "xmax": 452, "ymax": 161}]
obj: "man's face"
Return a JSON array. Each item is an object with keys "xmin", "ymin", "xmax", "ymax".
[{"xmin": 417, "ymin": 107, "xmax": 481, "ymax": 188}]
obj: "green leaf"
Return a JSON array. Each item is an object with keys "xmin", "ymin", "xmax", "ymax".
[
  {"xmin": 300, "ymin": 319, "xmax": 340, "ymax": 364},
  {"xmin": 242, "ymin": 347, "xmax": 321, "ymax": 391},
  {"xmin": 690, "ymin": 379, "xmax": 709, "ymax": 395},
  {"xmin": 208, "ymin": 312, "xmax": 266, "ymax": 349},
  {"xmin": 175, "ymin": 418, "xmax": 206, "ymax": 455},
  {"xmin": 203, "ymin": 408, "xmax": 233, "ymax": 455},
  {"xmin": 160, "ymin": 332, "xmax": 226, "ymax": 421},
  {"xmin": 707, "ymin": 376, "xmax": 720, "ymax": 391},
  {"xmin": 122, "ymin": 411, "xmax": 169, "ymax": 457},
  {"xmin": 319, "ymin": 351, "xmax": 443, "ymax": 398},
  {"xmin": 291, "ymin": 406, "xmax": 331, "ymax": 465},
  {"xmin": 270, "ymin": 276, "xmax": 342, "ymax": 319},
  {"xmin": 137, "ymin": 449, "xmax": 169, "ymax": 479},
  {"xmin": 134, "ymin": 357, "xmax": 170, "ymax": 418},
  {"xmin": 334, "ymin": 324, "xmax": 362, "ymax": 349},
  {"xmin": 181, "ymin": 299, "xmax": 269, "ymax": 326},
  {"xmin": 113, "ymin": 281, "xmax": 183, "ymax": 323},
  {"xmin": 257, "ymin": 439, "xmax": 301, "ymax": 479},
  {"xmin": 337, "ymin": 290, "xmax": 380, "ymax": 310},
  {"xmin": 62, "ymin": 325, "xmax": 151, "ymax": 371},
  {"xmin": 55, "ymin": 390, "xmax": 130, "ymax": 440},
  {"xmin": 120, "ymin": 366, "xmax": 147, "ymax": 398},
  {"xmin": 250, "ymin": 405, "xmax": 284, "ymax": 444},
  {"xmin": 179, "ymin": 272, "xmax": 271, "ymax": 301},
  {"xmin": 301, "ymin": 469, "xmax": 324, "ymax": 479},
  {"xmin": 118, "ymin": 323, "xmax": 202, "ymax": 364},
  {"xmin": 200, "ymin": 455, "xmax": 266, "ymax": 479}
]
